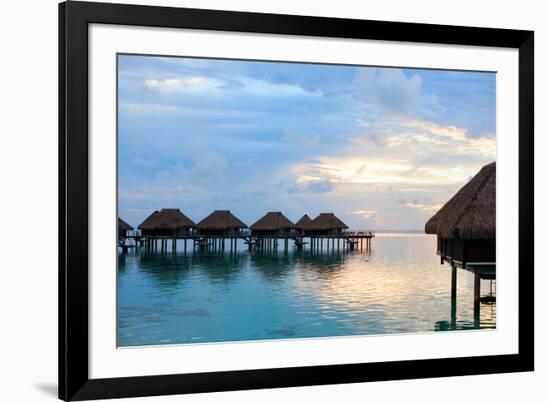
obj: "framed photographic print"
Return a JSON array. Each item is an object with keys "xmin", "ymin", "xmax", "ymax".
[{"xmin": 59, "ymin": 1, "xmax": 534, "ymax": 400}]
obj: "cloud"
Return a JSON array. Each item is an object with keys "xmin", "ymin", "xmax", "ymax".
[
  {"xmin": 403, "ymin": 202, "xmax": 443, "ymax": 213},
  {"xmin": 131, "ymin": 157, "xmax": 157, "ymax": 167},
  {"xmin": 190, "ymin": 151, "xmax": 228, "ymax": 180},
  {"xmin": 353, "ymin": 68, "xmax": 422, "ymax": 115},
  {"xmin": 118, "ymin": 55, "xmax": 496, "ymax": 230},
  {"xmin": 283, "ymin": 128, "xmax": 320, "ymax": 145},
  {"xmin": 286, "ymin": 179, "xmax": 334, "ymax": 194},
  {"xmin": 306, "ymin": 180, "xmax": 333, "ymax": 193},
  {"xmin": 144, "ymin": 76, "xmax": 223, "ymax": 94},
  {"xmin": 353, "ymin": 210, "xmax": 377, "ymax": 219}
]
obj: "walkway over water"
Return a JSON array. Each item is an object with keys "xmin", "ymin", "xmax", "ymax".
[{"xmin": 120, "ymin": 230, "xmax": 374, "ymax": 254}]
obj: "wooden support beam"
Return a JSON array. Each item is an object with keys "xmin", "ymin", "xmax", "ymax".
[
  {"xmin": 451, "ymin": 265, "xmax": 457, "ymax": 300},
  {"xmin": 473, "ymin": 273, "xmax": 481, "ymax": 327}
]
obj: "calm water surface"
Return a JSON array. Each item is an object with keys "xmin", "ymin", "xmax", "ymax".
[{"xmin": 117, "ymin": 233, "xmax": 496, "ymax": 347}]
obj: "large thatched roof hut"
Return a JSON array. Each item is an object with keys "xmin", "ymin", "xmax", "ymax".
[
  {"xmin": 118, "ymin": 217, "xmax": 133, "ymax": 239},
  {"xmin": 295, "ymin": 214, "xmax": 313, "ymax": 235},
  {"xmin": 138, "ymin": 208, "xmax": 196, "ymax": 237},
  {"xmin": 425, "ymin": 162, "xmax": 495, "ymax": 268},
  {"xmin": 308, "ymin": 213, "xmax": 349, "ymax": 235},
  {"xmin": 197, "ymin": 210, "xmax": 248, "ymax": 235},
  {"xmin": 250, "ymin": 212, "xmax": 295, "ymax": 236}
]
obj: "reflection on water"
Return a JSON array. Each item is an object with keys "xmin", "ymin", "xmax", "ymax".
[{"xmin": 117, "ymin": 233, "xmax": 496, "ymax": 347}]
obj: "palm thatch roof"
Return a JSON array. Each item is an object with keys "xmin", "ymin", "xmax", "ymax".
[
  {"xmin": 118, "ymin": 217, "xmax": 133, "ymax": 231},
  {"xmin": 138, "ymin": 208, "xmax": 196, "ymax": 230},
  {"xmin": 295, "ymin": 214, "xmax": 313, "ymax": 230},
  {"xmin": 308, "ymin": 213, "xmax": 349, "ymax": 230},
  {"xmin": 250, "ymin": 212, "xmax": 295, "ymax": 231},
  {"xmin": 197, "ymin": 210, "xmax": 248, "ymax": 230},
  {"xmin": 425, "ymin": 162, "xmax": 495, "ymax": 239}
]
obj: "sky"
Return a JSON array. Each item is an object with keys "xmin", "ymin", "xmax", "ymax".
[{"xmin": 118, "ymin": 54, "xmax": 496, "ymax": 230}]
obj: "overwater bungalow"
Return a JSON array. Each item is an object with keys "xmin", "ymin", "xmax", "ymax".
[
  {"xmin": 307, "ymin": 213, "xmax": 349, "ymax": 236},
  {"xmin": 197, "ymin": 210, "xmax": 248, "ymax": 236},
  {"xmin": 138, "ymin": 208, "xmax": 196, "ymax": 237},
  {"xmin": 118, "ymin": 217, "xmax": 133, "ymax": 240},
  {"xmin": 250, "ymin": 212, "xmax": 295, "ymax": 237},
  {"xmin": 295, "ymin": 214, "xmax": 313, "ymax": 236},
  {"xmin": 425, "ymin": 162, "xmax": 495, "ymax": 322},
  {"xmin": 425, "ymin": 162, "xmax": 495, "ymax": 272}
]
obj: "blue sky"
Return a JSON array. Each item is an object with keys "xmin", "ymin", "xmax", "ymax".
[{"xmin": 118, "ymin": 54, "xmax": 496, "ymax": 230}]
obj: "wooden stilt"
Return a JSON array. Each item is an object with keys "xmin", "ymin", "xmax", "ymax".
[
  {"xmin": 473, "ymin": 273, "xmax": 481, "ymax": 327},
  {"xmin": 451, "ymin": 265, "xmax": 457, "ymax": 299}
]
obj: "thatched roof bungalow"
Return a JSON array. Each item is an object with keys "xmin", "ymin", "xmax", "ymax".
[
  {"xmin": 250, "ymin": 212, "xmax": 295, "ymax": 236},
  {"xmin": 138, "ymin": 208, "xmax": 196, "ymax": 237},
  {"xmin": 118, "ymin": 217, "xmax": 133, "ymax": 240},
  {"xmin": 197, "ymin": 210, "xmax": 248, "ymax": 236},
  {"xmin": 425, "ymin": 162, "xmax": 495, "ymax": 268},
  {"xmin": 295, "ymin": 214, "xmax": 313, "ymax": 235},
  {"xmin": 307, "ymin": 213, "xmax": 349, "ymax": 235}
]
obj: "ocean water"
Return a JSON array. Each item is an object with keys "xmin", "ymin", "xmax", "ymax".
[{"xmin": 117, "ymin": 232, "xmax": 496, "ymax": 347}]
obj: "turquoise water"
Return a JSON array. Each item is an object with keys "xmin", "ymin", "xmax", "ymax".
[{"xmin": 117, "ymin": 233, "xmax": 496, "ymax": 347}]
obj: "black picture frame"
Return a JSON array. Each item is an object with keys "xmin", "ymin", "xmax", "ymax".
[{"xmin": 59, "ymin": 1, "xmax": 534, "ymax": 400}]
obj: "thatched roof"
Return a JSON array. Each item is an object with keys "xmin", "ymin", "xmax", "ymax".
[
  {"xmin": 425, "ymin": 162, "xmax": 495, "ymax": 239},
  {"xmin": 295, "ymin": 214, "xmax": 313, "ymax": 229},
  {"xmin": 308, "ymin": 213, "xmax": 349, "ymax": 230},
  {"xmin": 197, "ymin": 210, "xmax": 248, "ymax": 230},
  {"xmin": 138, "ymin": 208, "xmax": 196, "ymax": 230},
  {"xmin": 250, "ymin": 212, "xmax": 295, "ymax": 231},
  {"xmin": 118, "ymin": 217, "xmax": 133, "ymax": 231}
]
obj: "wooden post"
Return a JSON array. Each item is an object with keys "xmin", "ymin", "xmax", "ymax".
[
  {"xmin": 451, "ymin": 265, "xmax": 457, "ymax": 300},
  {"xmin": 473, "ymin": 273, "xmax": 481, "ymax": 327},
  {"xmin": 451, "ymin": 265, "xmax": 457, "ymax": 329}
]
